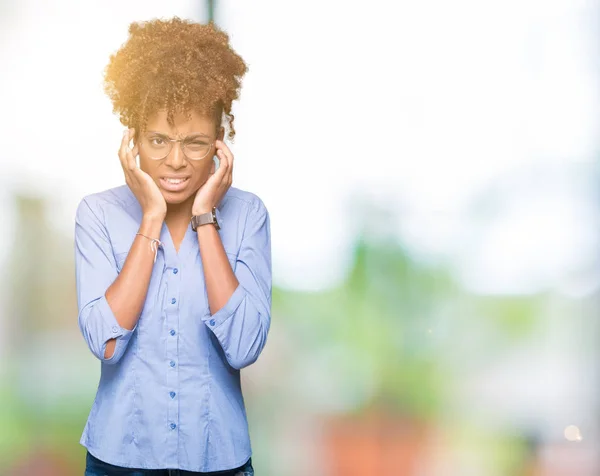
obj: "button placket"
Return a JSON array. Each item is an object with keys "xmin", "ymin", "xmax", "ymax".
[
  {"xmin": 158, "ymin": 223, "xmax": 183, "ymax": 470},
  {"xmin": 165, "ymin": 259, "xmax": 181, "ymax": 464}
]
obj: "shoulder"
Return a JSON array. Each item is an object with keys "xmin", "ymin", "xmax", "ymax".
[
  {"xmin": 76, "ymin": 185, "xmax": 137, "ymax": 222},
  {"xmin": 220, "ymin": 186, "xmax": 269, "ymax": 221},
  {"xmin": 75, "ymin": 185, "xmax": 137, "ymax": 231},
  {"xmin": 218, "ymin": 187, "xmax": 270, "ymax": 242},
  {"xmin": 221, "ymin": 186, "xmax": 268, "ymax": 213}
]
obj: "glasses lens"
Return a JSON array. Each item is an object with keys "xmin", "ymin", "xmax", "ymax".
[
  {"xmin": 141, "ymin": 133, "xmax": 170, "ymax": 160},
  {"xmin": 183, "ymin": 137, "xmax": 212, "ymax": 160}
]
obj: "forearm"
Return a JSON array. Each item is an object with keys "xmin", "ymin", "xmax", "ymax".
[
  {"xmin": 196, "ymin": 224, "xmax": 238, "ymax": 314},
  {"xmin": 103, "ymin": 215, "xmax": 163, "ymax": 358},
  {"xmin": 194, "ymin": 199, "xmax": 272, "ymax": 370}
]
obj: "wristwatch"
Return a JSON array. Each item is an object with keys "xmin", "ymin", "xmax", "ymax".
[{"xmin": 191, "ymin": 207, "xmax": 220, "ymax": 231}]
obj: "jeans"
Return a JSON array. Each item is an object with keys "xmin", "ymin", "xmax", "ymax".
[{"xmin": 85, "ymin": 451, "xmax": 254, "ymax": 476}]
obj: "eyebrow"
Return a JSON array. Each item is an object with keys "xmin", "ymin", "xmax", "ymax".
[{"xmin": 147, "ymin": 131, "xmax": 211, "ymax": 139}]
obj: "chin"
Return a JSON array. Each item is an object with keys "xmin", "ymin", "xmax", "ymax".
[{"xmin": 161, "ymin": 190, "xmax": 195, "ymax": 205}]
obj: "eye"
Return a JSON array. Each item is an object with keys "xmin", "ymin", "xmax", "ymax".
[{"xmin": 185, "ymin": 139, "xmax": 210, "ymax": 150}]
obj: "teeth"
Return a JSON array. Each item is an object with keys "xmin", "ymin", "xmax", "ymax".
[{"xmin": 164, "ymin": 178, "xmax": 187, "ymax": 184}]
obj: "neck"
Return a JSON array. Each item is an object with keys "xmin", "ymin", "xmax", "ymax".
[{"xmin": 165, "ymin": 195, "xmax": 195, "ymax": 227}]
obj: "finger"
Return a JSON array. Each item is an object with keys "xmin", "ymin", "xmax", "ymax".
[
  {"xmin": 215, "ymin": 149, "xmax": 230, "ymax": 182},
  {"xmin": 119, "ymin": 129, "xmax": 136, "ymax": 172},
  {"xmin": 118, "ymin": 130, "xmax": 129, "ymax": 170},
  {"xmin": 216, "ymin": 140, "xmax": 233, "ymax": 185},
  {"xmin": 215, "ymin": 148, "xmax": 229, "ymax": 172},
  {"xmin": 215, "ymin": 139, "xmax": 234, "ymax": 165},
  {"xmin": 126, "ymin": 128, "xmax": 137, "ymax": 169},
  {"xmin": 217, "ymin": 148, "xmax": 233, "ymax": 185},
  {"xmin": 126, "ymin": 128, "xmax": 139, "ymax": 170}
]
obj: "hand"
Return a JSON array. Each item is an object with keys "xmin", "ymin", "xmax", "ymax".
[
  {"xmin": 119, "ymin": 128, "xmax": 167, "ymax": 221},
  {"xmin": 192, "ymin": 139, "xmax": 233, "ymax": 215}
]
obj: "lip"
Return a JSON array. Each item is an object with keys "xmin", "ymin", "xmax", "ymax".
[{"xmin": 159, "ymin": 176, "xmax": 191, "ymax": 192}]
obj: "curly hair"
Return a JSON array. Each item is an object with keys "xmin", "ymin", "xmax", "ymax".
[{"xmin": 103, "ymin": 17, "xmax": 248, "ymax": 140}]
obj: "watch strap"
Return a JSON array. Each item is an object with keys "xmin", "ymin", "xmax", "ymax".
[{"xmin": 191, "ymin": 207, "xmax": 220, "ymax": 231}]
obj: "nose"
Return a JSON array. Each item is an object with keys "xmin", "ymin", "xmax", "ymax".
[{"xmin": 164, "ymin": 142, "xmax": 187, "ymax": 169}]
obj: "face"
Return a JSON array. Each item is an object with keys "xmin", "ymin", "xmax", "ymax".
[{"xmin": 135, "ymin": 109, "xmax": 224, "ymax": 206}]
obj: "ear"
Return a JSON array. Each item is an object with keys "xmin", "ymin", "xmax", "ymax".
[{"xmin": 217, "ymin": 126, "xmax": 225, "ymax": 142}]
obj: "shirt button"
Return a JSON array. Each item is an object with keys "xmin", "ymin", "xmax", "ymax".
[
  {"xmin": 173, "ymin": 268, "xmax": 178, "ymax": 274},
  {"xmin": 169, "ymin": 361, "xmax": 176, "ymax": 368},
  {"xmin": 111, "ymin": 326, "xmax": 118, "ymax": 333},
  {"xmin": 209, "ymin": 319, "xmax": 216, "ymax": 326},
  {"xmin": 170, "ymin": 423, "xmax": 177, "ymax": 430},
  {"xmin": 170, "ymin": 329, "xmax": 176, "ymax": 336},
  {"xmin": 170, "ymin": 391, "xmax": 176, "ymax": 399},
  {"xmin": 171, "ymin": 298, "xmax": 176, "ymax": 304}
]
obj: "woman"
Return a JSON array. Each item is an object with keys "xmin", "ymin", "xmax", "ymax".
[{"xmin": 75, "ymin": 17, "xmax": 270, "ymax": 475}]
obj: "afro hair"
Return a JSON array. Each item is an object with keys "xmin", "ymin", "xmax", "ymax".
[{"xmin": 103, "ymin": 17, "xmax": 248, "ymax": 140}]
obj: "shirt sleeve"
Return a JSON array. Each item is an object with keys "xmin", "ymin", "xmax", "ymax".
[
  {"xmin": 202, "ymin": 197, "xmax": 272, "ymax": 369},
  {"xmin": 74, "ymin": 197, "xmax": 136, "ymax": 364}
]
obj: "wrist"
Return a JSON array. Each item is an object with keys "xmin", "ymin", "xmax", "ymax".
[
  {"xmin": 140, "ymin": 214, "xmax": 164, "ymax": 236},
  {"xmin": 143, "ymin": 211, "xmax": 165, "ymax": 222},
  {"xmin": 190, "ymin": 207, "xmax": 220, "ymax": 231},
  {"xmin": 192, "ymin": 205, "xmax": 213, "ymax": 216}
]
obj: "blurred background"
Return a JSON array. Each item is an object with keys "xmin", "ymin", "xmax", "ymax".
[{"xmin": 1, "ymin": 0, "xmax": 599, "ymax": 474}]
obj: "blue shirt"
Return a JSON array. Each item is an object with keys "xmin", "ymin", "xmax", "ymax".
[{"xmin": 74, "ymin": 184, "xmax": 271, "ymax": 472}]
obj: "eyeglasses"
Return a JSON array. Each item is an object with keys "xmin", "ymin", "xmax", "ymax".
[{"xmin": 139, "ymin": 131, "xmax": 214, "ymax": 161}]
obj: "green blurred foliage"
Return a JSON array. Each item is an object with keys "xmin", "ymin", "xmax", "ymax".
[{"xmin": 0, "ymin": 198, "xmax": 548, "ymax": 475}]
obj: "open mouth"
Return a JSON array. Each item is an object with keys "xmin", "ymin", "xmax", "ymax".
[{"xmin": 159, "ymin": 176, "xmax": 190, "ymax": 192}]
